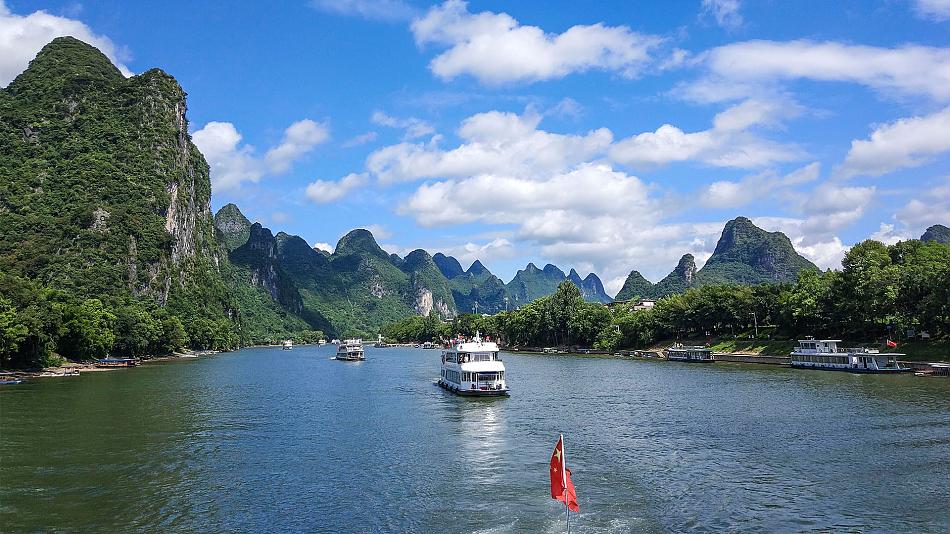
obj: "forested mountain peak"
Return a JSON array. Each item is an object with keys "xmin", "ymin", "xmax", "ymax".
[
  {"xmin": 6, "ymin": 36, "xmax": 123, "ymax": 97},
  {"xmin": 614, "ymin": 270, "xmax": 654, "ymax": 301},
  {"xmin": 921, "ymin": 224, "xmax": 950, "ymax": 244},
  {"xmin": 696, "ymin": 217, "xmax": 817, "ymax": 285},
  {"xmin": 333, "ymin": 229, "xmax": 388, "ymax": 259},
  {"xmin": 468, "ymin": 260, "xmax": 489, "ymax": 276},
  {"xmin": 432, "ymin": 253, "xmax": 464, "ymax": 279},
  {"xmin": 214, "ymin": 203, "xmax": 252, "ymax": 251}
]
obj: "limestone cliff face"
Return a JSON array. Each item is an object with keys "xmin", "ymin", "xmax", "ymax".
[
  {"xmin": 230, "ymin": 224, "xmax": 304, "ymax": 314},
  {"xmin": 0, "ymin": 37, "xmax": 233, "ymax": 320}
]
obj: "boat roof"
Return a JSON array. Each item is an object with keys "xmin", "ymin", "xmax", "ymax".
[
  {"xmin": 448, "ymin": 341, "xmax": 500, "ymax": 352},
  {"xmin": 798, "ymin": 339, "xmax": 842, "ymax": 343},
  {"xmin": 667, "ymin": 346, "xmax": 711, "ymax": 351}
]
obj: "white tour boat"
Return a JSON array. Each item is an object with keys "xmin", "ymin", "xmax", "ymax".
[
  {"xmin": 790, "ymin": 338, "xmax": 910, "ymax": 373},
  {"xmin": 665, "ymin": 345, "xmax": 714, "ymax": 362},
  {"xmin": 438, "ymin": 332, "xmax": 508, "ymax": 396},
  {"xmin": 336, "ymin": 339, "xmax": 365, "ymax": 361},
  {"xmin": 281, "ymin": 339, "xmax": 293, "ymax": 350}
]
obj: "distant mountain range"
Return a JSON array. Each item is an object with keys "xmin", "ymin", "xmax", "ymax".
[
  {"xmin": 2, "ymin": 37, "xmax": 944, "ymax": 343},
  {"xmin": 216, "ymin": 203, "xmax": 611, "ymax": 333}
]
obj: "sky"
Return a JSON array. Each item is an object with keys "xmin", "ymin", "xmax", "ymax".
[{"xmin": 3, "ymin": 0, "xmax": 950, "ymax": 294}]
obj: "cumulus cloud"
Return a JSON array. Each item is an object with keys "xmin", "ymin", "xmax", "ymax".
[
  {"xmin": 410, "ymin": 0, "xmax": 660, "ymax": 85},
  {"xmin": 313, "ymin": 242, "xmax": 335, "ymax": 253},
  {"xmin": 193, "ymin": 119, "xmax": 329, "ymax": 191},
  {"xmin": 868, "ymin": 223, "xmax": 914, "ymax": 245},
  {"xmin": 914, "ymin": 0, "xmax": 950, "ymax": 21},
  {"xmin": 0, "ymin": 0, "xmax": 132, "ymax": 86},
  {"xmin": 700, "ymin": 162, "xmax": 820, "ymax": 208},
  {"xmin": 342, "ymin": 131, "xmax": 378, "ymax": 148},
  {"xmin": 895, "ymin": 178, "xmax": 950, "ymax": 229},
  {"xmin": 437, "ymin": 238, "xmax": 517, "ymax": 268},
  {"xmin": 310, "ymin": 0, "xmax": 417, "ymax": 21},
  {"xmin": 371, "ymin": 111, "xmax": 435, "ymax": 140},
  {"xmin": 702, "ymin": 0, "xmax": 743, "ymax": 29},
  {"xmin": 305, "ymin": 172, "xmax": 368, "ymax": 203},
  {"xmin": 367, "ymin": 109, "xmax": 612, "ymax": 183},
  {"xmin": 838, "ymin": 106, "xmax": 950, "ymax": 178},
  {"xmin": 609, "ymin": 99, "xmax": 804, "ymax": 169},
  {"xmin": 700, "ymin": 40, "xmax": 950, "ymax": 103}
]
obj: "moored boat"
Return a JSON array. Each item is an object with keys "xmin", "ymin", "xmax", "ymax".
[
  {"xmin": 438, "ymin": 332, "xmax": 508, "ymax": 397},
  {"xmin": 282, "ymin": 339, "xmax": 293, "ymax": 350},
  {"xmin": 95, "ymin": 358, "xmax": 138, "ymax": 368},
  {"xmin": 665, "ymin": 345, "xmax": 714, "ymax": 362},
  {"xmin": 790, "ymin": 338, "xmax": 911, "ymax": 373},
  {"xmin": 336, "ymin": 339, "xmax": 365, "ymax": 361}
]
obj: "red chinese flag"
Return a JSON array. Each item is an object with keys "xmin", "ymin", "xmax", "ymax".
[
  {"xmin": 549, "ymin": 436, "xmax": 579, "ymax": 512},
  {"xmin": 886, "ymin": 339, "xmax": 898, "ymax": 348}
]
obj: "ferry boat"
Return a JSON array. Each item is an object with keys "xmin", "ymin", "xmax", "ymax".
[
  {"xmin": 665, "ymin": 345, "xmax": 714, "ymax": 362},
  {"xmin": 438, "ymin": 332, "xmax": 508, "ymax": 397},
  {"xmin": 281, "ymin": 340, "xmax": 293, "ymax": 350},
  {"xmin": 790, "ymin": 339, "xmax": 911, "ymax": 373},
  {"xmin": 336, "ymin": 339, "xmax": 365, "ymax": 361}
]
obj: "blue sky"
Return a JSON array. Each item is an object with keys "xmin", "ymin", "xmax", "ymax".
[{"xmin": 3, "ymin": 0, "xmax": 949, "ymax": 293}]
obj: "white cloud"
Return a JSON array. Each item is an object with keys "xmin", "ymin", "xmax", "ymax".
[
  {"xmin": 271, "ymin": 211, "xmax": 290, "ymax": 224},
  {"xmin": 702, "ymin": 40, "xmax": 950, "ymax": 102},
  {"xmin": 609, "ymin": 99, "xmax": 803, "ymax": 169},
  {"xmin": 702, "ymin": 0, "xmax": 743, "ymax": 29},
  {"xmin": 895, "ymin": 178, "xmax": 950, "ymax": 228},
  {"xmin": 700, "ymin": 162, "xmax": 820, "ymax": 208},
  {"xmin": 310, "ymin": 0, "xmax": 416, "ymax": 21},
  {"xmin": 304, "ymin": 172, "xmax": 368, "ymax": 203},
  {"xmin": 313, "ymin": 242, "xmax": 335, "ymax": 253},
  {"xmin": 371, "ymin": 111, "xmax": 435, "ymax": 140},
  {"xmin": 193, "ymin": 119, "xmax": 329, "ymax": 191},
  {"xmin": 367, "ymin": 109, "xmax": 612, "ymax": 183},
  {"xmin": 868, "ymin": 223, "xmax": 913, "ymax": 245},
  {"xmin": 437, "ymin": 238, "xmax": 517, "ymax": 268},
  {"xmin": 0, "ymin": 0, "xmax": 132, "ymax": 86},
  {"xmin": 838, "ymin": 106, "xmax": 950, "ymax": 178},
  {"xmin": 410, "ymin": 0, "xmax": 660, "ymax": 85},
  {"xmin": 342, "ymin": 131, "xmax": 378, "ymax": 148},
  {"xmin": 751, "ymin": 183, "xmax": 876, "ymax": 269},
  {"xmin": 914, "ymin": 0, "xmax": 950, "ymax": 21},
  {"xmin": 364, "ymin": 224, "xmax": 392, "ymax": 240}
]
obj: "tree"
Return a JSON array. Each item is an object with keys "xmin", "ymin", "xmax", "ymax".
[{"xmin": 58, "ymin": 299, "xmax": 116, "ymax": 359}]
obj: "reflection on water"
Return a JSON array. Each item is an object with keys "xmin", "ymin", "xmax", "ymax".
[{"xmin": 1, "ymin": 346, "xmax": 948, "ymax": 533}]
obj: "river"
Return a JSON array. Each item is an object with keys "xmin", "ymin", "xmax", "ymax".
[{"xmin": 1, "ymin": 346, "xmax": 948, "ymax": 533}]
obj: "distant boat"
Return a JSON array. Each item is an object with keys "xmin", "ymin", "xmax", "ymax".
[
  {"xmin": 318, "ymin": 339, "xmax": 327, "ymax": 346},
  {"xmin": 331, "ymin": 339, "xmax": 341, "ymax": 345},
  {"xmin": 0, "ymin": 372, "xmax": 23, "ymax": 385},
  {"xmin": 664, "ymin": 345, "xmax": 714, "ymax": 362},
  {"xmin": 282, "ymin": 340, "xmax": 293, "ymax": 350},
  {"xmin": 790, "ymin": 338, "xmax": 911, "ymax": 373},
  {"xmin": 95, "ymin": 358, "xmax": 138, "ymax": 368},
  {"xmin": 373, "ymin": 334, "xmax": 387, "ymax": 348},
  {"xmin": 336, "ymin": 339, "xmax": 365, "ymax": 361},
  {"xmin": 422, "ymin": 341, "xmax": 436, "ymax": 349},
  {"xmin": 438, "ymin": 332, "xmax": 509, "ymax": 397}
]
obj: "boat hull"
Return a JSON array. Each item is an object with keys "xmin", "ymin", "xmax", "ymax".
[
  {"xmin": 437, "ymin": 380, "xmax": 509, "ymax": 397},
  {"xmin": 335, "ymin": 355, "xmax": 365, "ymax": 361},
  {"xmin": 667, "ymin": 358, "xmax": 715, "ymax": 363},
  {"xmin": 790, "ymin": 363, "xmax": 912, "ymax": 374}
]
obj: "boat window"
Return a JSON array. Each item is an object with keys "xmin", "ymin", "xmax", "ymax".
[{"xmin": 470, "ymin": 352, "xmax": 493, "ymax": 362}]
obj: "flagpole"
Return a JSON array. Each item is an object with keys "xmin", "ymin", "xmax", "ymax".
[{"xmin": 562, "ymin": 433, "xmax": 570, "ymax": 534}]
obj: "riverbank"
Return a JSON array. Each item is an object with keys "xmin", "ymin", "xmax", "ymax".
[{"xmin": 0, "ymin": 349, "xmax": 222, "ymax": 379}]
